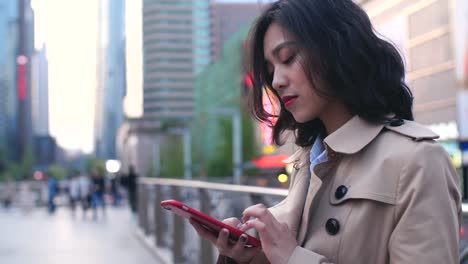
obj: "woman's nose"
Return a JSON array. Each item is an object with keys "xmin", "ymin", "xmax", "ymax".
[{"xmin": 272, "ymin": 70, "xmax": 288, "ymax": 91}]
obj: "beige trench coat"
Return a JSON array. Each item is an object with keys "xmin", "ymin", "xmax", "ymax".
[{"xmin": 218, "ymin": 116, "xmax": 461, "ymax": 264}]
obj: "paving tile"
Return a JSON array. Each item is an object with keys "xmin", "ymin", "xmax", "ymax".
[{"xmin": 0, "ymin": 207, "xmax": 160, "ymax": 264}]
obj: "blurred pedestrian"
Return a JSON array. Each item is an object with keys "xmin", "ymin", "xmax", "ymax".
[
  {"xmin": 47, "ymin": 175, "xmax": 57, "ymax": 214},
  {"xmin": 68, "ymin": 172, "xmax": 81, "ymax": 216},
  {"xmin": 122, "ymin": 165, "xmax": 138, "ymax": 214},
  {"xmin": 18, "ymin": 180, "xmax": 35, "ymax": 214},
  {"xmin": 109, "ymin": 174, "xmax": 121, "ymax": 206},
  {"xmin": 79, "ymin": 173, "xmax": 91, "ymax": 216},
  {"xmin": 2, "ymin": 175, "xmax": 15, "ymax": 209},
  {"xmin": 91, "ymin": 169, "xmax": 106, "ymax": 219}
]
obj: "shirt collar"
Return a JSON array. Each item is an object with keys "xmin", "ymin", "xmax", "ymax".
[
  {"xmin": 323, "ymin": 115, "xmax": 385, "ymax": 155},
  {"xmin": 310, "ymin": 136, "xmax": 327, "ymax": 163},
  {"xmin": 310, "ymin": 136, "xmax": 327, "ymax": 172}
]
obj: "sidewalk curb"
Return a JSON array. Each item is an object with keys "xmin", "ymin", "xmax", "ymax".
[{"xmin": 134, "ymin": 228, "xmax": 173, "ymax": 264}]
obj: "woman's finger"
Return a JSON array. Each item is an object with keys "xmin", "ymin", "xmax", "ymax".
[
  {"xmin": 222, "ymin": 217, "xmax": 241, "ymax": 228},
  {"xmin": 215, "ymin": 228, "xmax": 231, "ymax": 255},
  {"xmin": 241, "ymin": 204, "xmax": 267, "ymax": 223},
  {"xmin": 230, "ymin": 234, "xmax": 259, "ymax": 257},
  {"xmin": 242, "ymin": 204, "xmax": 275, "ymax": 228},
  {"xmin": 242, "ymin": 218, "xmax": 267, "ymax": 234},
  {"xmin": 189, "ymin": 218, "xmax": 218, "ymax": 244}
]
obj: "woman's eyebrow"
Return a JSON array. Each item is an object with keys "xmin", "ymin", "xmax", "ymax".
[{"xmin": 271, "ymin": 41, "xmax": 296, "ymax": 57}]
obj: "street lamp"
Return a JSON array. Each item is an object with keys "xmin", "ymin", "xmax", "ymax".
[{"xmin": 106, "ymin": 159, "xmax": 121, "ymax": 174}]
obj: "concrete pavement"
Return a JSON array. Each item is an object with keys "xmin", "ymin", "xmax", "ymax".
[{"xmin": 0, "ymin": 206, "xmax": 160, "ymax": 264}]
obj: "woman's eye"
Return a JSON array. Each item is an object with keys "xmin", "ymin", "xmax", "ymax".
[{"xmin": 283, "ymin": 54, "xmax": 296, "ymax": 64}]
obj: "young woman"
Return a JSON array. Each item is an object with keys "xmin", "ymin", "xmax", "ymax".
[{"xmin": 190, "ymin": 0, "xmax": 461, "ymax": 263}]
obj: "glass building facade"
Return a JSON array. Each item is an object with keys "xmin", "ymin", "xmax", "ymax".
[
  {"xmin": 142, "ymin": 0, "xmax": 213, "ymax": 122},
  {"xmin": 94, "ymin": 0, "xmax": 127, "ymax": 159}
]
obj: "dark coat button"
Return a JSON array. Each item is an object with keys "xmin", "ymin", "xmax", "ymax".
[
  {"xmin": 326, "ymin": 218, "xmax": 340, "ymax": 235},
  {"xmin": 335, "ymin": 185, "xmax": 348, "ymax": 200},
  {"xmin": 389, "ymin": 119, "xmax": 405, "ymax": 127}
]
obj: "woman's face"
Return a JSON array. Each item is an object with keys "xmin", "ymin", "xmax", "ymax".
[{"xmin": 263, "ymin": 22, "xmax": 330, "ymax": 123}]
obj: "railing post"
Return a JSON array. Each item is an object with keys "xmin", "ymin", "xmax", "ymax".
[
  {"xmin": 172, "ymin": 186, "xmax": 185, "ymax": 264},
  {"xmin": 199, "ymin": 188, "xmax": 214, "ymax": 264},
  {"xmin": 137, "ymin": 182, "xmax": 144, "ymax": 229},
  {"xmin": 138, "ymin": 183, "xmax": 150, "ymax": 235},
  {"xmin": 154, "ymin": 184, "xmax": 165, "ymax": 247}
]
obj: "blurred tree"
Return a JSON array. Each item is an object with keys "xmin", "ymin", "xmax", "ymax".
[
  {"xmin": 20, "ymin": 147, "xmax": 36, "ymax": 180},
  {"xmin": 85, "ymin": 157, "xmax": 106, "ymax": 175},
  {"xmin": 0, "ymin": 147, "xmax": 38, "ymax": 181},
  {"xmin": 191, "ymin": 27, "xmax": 260, "ymax": 179},
  {"xmin": 241, "ymin": 110, "xmax": 259, "ymax": 166},
  {"xmin": 160, "ymin": 135, "xmax": 184, "ymax": 178},
  {"xmin": 6, "ymin": 163, "xmax": 22, "ymax": 180},
  {"xmin": 207, "ymin": 118, "xmax": 233, "ymax": 177},
  {"xmin": 47, "ymin": 164, "xmax": 68, "ymax": 180},
  {"xmin": 0, "ymin": 148, "xmax": 7, "ymax": 174}
]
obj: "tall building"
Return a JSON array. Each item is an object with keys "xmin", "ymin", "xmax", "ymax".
[
  {"xmin": 360, "ymin": 0, "xmax": 458, "ymax": 135},
  {"xmin": 359, "ymin": 0, "xmax": 468, "ymax": 175},
  {"xmin": 0, "ymin": 1, "xmax": 19, "ymax": 151},
  {"xmin": 212, "ymin": 2, "xmax": 264, "ymax": 60},
  {"xmin": 31, "ymin": 43, "xmax": 56, "ymax": 168},
  {"xmin": 0, "ymin": 0, "xmax": 34, "ymax": 160},
  {"xmin": 16, "ymin": 0, "xmax": 35, "ymax": 160},
  {"xmin": 142, "ymin": 0, "xmax": 213, "ymax": 122},
  {"xmin": 94, "ymin": 0, "xmax": 127, "ymax": 159},
  {"xmin": 31, "ymin": 44, "xmax": 49, "ymax": 136}
]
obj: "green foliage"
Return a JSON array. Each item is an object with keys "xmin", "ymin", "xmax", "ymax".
[
  {"xmin": 160, "ymin": 135, "xmax": 184, "ymax": 178},
  {"xmin": 241, "ymin": 110, "xmax": 259, "ymax": 163},
  {"xmin": 190, "ymin": 27, "xmax": 260, "ymax": 178},
  {"xmin": 47, "ymin": 164, "xmax": 67, "ymax": 180},
  {"xmin": 0, "ymin": 147, "xmax": 37, "ymax": 181},
  {"xmin": 0, "ymin": 148, "xmax": 8, "ymax": 174},
  {"xmin": 206, "ymin": 118, "xmax": 233, "ymax": 177},
  {"xmin": 86, "ymin": 157, "xmax": 106, "ymax": 175},
  {"xmin": 5, "ymin": 163, "xmax": 21, "ymax": 181},
  {"xmin": 20, "ymin": 147, "xmax": 35, "ymax": 180}
]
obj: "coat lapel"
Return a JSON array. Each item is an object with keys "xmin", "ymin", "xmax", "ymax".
[
  {"xmin": 271, "ymin": 148, "xmax": 311, "ymax": 238},
  {"xmin": 297, "ymin": 170, "xmax": 322, "ymax": 245}
]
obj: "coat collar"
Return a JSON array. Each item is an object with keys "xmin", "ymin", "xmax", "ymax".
[
  {"xmin": 283, "ymin": 115, "xmax": 440, "ymax": 163},
  {"xmin": 282, "ymin": 115, "xmax": 383, "ymax": 165},
  {"xmin": 323, "ymin": 115, "xmax": 385, "ymax": 155}
]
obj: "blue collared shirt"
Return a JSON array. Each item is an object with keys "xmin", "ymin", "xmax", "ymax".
[{"xmin": 310, "ymin": 135, "xmax": 327, "ymax": 174}]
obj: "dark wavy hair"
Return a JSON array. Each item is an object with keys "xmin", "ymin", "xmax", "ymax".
[{"xmin": 248, "ymin": 0, "xmax": 414, "ymax": 147}]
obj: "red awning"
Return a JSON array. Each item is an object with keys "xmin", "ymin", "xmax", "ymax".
[{"xmin": 251, "ymin": 154, "xmax": 290, "ymax": 169}]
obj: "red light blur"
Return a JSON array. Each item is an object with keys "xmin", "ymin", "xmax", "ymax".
[
  {"xmin": 18, "ymin": 63, "xmax": 27, "ymax": 100},
  {"xmin": 33, "ymin": 171, "xmax": 44, "ymax": 181},
  {"xmin": 461, "ymin": 226, "xmax": 466, "ymax": 237},
  {"xmin": 245, "ymin": 73, "xmax": 253, "ymax": 89}
]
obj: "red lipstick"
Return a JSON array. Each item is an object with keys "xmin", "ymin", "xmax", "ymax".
[{"xmin": 281, "ymin": 95, "xmax": 298, "ymax": 108}]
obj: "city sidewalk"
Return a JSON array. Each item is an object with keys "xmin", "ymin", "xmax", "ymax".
[{"xmin": 0, "ymin": 206, "xmax": 160, "ymax": 264}]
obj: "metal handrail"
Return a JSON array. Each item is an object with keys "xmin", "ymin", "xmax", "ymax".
[
  {"xmin": 139, "ymin": 177, "xmax": 289, "ymax": 197},
  {"xmin": 136, "ymin": 177, "xmax": 288, "ymax": 264}
]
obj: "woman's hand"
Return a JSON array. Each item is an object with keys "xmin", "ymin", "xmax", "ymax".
[
  {"xmin": 189, "ymin": 217, "xmax": 260, "ymax": 263},
  {"xmin": 239, "ymin": 204, "xmax": 297, "ymax": 264}
]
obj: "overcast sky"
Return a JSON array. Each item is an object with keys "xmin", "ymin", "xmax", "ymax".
[{"xmin": 31, "ymin": 0, "xmax": 273, "ymax": 153}]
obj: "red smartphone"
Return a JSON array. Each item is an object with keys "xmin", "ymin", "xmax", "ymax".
[{"xmin": 160, "ymin": 199, "xmax": 261, "ymax": 248}]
